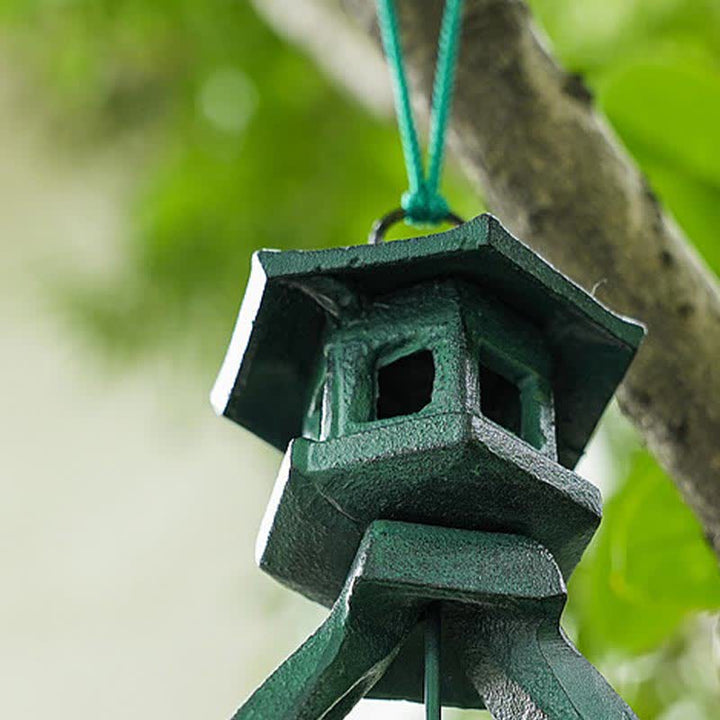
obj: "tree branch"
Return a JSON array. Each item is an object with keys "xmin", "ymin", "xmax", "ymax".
[{"xmin": 256, "ymin": 0, "xmax": 720, "ymax": 558}]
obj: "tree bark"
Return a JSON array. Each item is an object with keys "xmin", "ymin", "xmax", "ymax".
[{"xmin": 255, "ymin": 0, "xmax": 720, "ymax": 559}]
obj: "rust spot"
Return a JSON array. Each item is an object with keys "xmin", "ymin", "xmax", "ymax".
[
  {"xmin": 660, "ymin": 250, "xmax": 674, "ymax": 268},
  {"xmin": 563, "ymin": 72, "xmax": 593, "ymax": 104},
  {"xmin": 641, "ymin": 177, "xmax": 660, "ymax": 208},
  {"xmin": 704, "ymin": 530, "xmax": 715, "ymax": 549},
  {"xmin": 671, "ymin": 417, "xmax": 689, "ymax": 444},
  {"xmin": 678, "ymin": 303, "xmax": 694, "ymax": 319},
  {"xmin": 528, "ymin": 207, "xmax": 552, "ymax": 233},
  {"xmin": 635, "ymin": 390, "xmax": 652, "ymax": 408}
]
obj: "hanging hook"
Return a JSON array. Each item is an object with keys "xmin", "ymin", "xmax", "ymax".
[{"xmin": 369, "ymin": 208, "xmax": 463, "ymax": 245}]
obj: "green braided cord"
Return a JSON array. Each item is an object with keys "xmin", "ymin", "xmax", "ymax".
[
  {"xmin": 376, "ymin": 0, "xmax": 464, "ymax": 225},
  {"xmin": 427, "ymin": 0, "xmax": 463, "ymax": 200},
  {"xmin": 375, "ymin": 0, "xmax": 425, "ymax": 200}
]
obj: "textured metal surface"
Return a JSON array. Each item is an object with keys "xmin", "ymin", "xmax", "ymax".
[
  {"xmin": 254, "ymin": 276, "xmax": 605, "ymax": 610},
  {"xmin": 212, "ymin": 213, "xmax": 643, "ymax": 469},
  {"xmin": 232, "ymin": 521, "xmax": 639, "ymax": 717},
  {"xmin": 214, "ymin": 214, "xmax": 644, "ymax": 717},
  {"xmin": 258, "ymin": 413, "xmax": 601, "ymax": 607}
]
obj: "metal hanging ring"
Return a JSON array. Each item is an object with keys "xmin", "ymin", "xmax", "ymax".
[{"xmin": 368, "ymin": 208, "xmax": 464, "ymax": 245}]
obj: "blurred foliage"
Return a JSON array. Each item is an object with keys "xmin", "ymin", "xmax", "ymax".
[
  {"xmin": 0, "ymin": 0, "xmax": 474, "ymax": 366},
  {"xmin": 2, "ymin": 0, "xmax": 719, "ymax": 718},
  {"xmin": 572, "ymin": 451, "xmax": 720, "ymax": 656},
  {"xmin": 0, "ymin": 2, "xmax": 402, "ymax": 362},
  {"xmin": 566, "ymin": 447, "xmax": 720, "ymax": 717}
]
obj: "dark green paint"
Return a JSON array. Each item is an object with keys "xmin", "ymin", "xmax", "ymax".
[
  {"xmin": 212, "ymin": 214, "xmax": 643, "ymax": 469},
  {"xmin": 424, "ymin": 604, "xmax": 441, "ymax": 720},
  {"xmin": 231, "ymin": 521, "xmax": 638, "ymax": 717},
  {"xmin": 259, "ymin": 411, "xmax": 601, "ymax": 608},
  {"xmin": 213, "ymin": 214, "xmax": 644, "ymax": 717}
]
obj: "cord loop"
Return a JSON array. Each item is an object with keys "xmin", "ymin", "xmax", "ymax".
[
  {"xmin": 402, "ymin": 187, "xmax": 450, "ymax": 225},
  {"xmin": 375, "ymin": 0, "xmax": 464, "ymax": 228}
]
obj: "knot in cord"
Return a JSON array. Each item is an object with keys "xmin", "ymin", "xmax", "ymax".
[{"xmin": 402, "ymin": 187, "xmax": 450, "ymax": 225}]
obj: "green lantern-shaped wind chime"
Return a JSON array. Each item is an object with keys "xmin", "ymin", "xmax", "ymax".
[{"xmin": 211, "ymin": 1, "xmax": 644, "ymax": 717}]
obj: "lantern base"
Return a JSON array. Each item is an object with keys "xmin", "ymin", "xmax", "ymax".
[{"xmin": 232, "ymin": 521, "xmax": 638, "ymax": 719}]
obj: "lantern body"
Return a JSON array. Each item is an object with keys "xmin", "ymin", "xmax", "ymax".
[{"xmin": 212, "ymin": 214, "xmax": 644, "ymax": 710}]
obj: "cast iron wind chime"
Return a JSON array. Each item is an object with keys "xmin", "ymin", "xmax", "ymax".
[{"xmin": 211, "ymin": 1, "xmax": 644, "ymax": 717}]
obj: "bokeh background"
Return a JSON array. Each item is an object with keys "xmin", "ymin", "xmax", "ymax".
[{"xmin": 1, "ymin": 1, "xmax": 719, "ymax": 718}]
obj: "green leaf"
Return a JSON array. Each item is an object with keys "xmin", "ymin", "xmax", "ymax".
[
  {"xmin": 568, "ymin": 451, "xmax": 720, "ymax": 659},
  {"xmin": 599, "ymin": 60, "xmax": 720, "ymax": 188}
]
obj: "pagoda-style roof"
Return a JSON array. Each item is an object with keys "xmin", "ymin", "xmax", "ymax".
[{"xmin": 212, "ymin": 214, "xmax": 644, "ymax": 469}]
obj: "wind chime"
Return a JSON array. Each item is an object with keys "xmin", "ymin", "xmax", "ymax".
[{"xmin": 211, "ymin": 1, "xmax": 644, "ymax": 717}]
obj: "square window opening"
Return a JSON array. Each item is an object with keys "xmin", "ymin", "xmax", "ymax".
[
  {"xmin": 376, "ymin": 350, "xmax": 435, "ymax": 420},
  {"xmin": 479, "ymin": 363, "xmax": 522, "ymax": 437}
]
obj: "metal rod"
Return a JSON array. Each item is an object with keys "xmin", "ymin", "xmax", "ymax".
[{"xmin": 424, "ymin": 603, "xmax": 441, "ymax": 720}]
